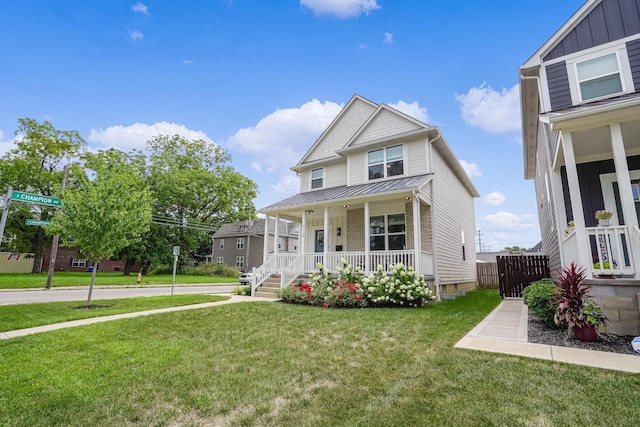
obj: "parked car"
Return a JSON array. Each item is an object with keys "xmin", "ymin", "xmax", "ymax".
[{"xmin": 239, "ymin": 271, "xmax": 252, "ymax": 285}]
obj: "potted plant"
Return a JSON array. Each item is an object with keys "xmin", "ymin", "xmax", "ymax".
[
  {"xmin": 554, "ymin": 262, "xmax": 608, "ymax": 342},
  {"xmin": 595, "ymin": 210, "xmax": 613, "ymax": 227}
]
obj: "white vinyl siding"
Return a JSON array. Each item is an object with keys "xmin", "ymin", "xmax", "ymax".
[
  {"xmin": 432, "ymin": 147, "xmax": 477, "ymax": 285},
  {"xmin": 349, "ymin": 152, "xmax": 365, "ymax": 186},
  {"xmin": 406, "ymin": 139, "xmax": 429, "ymax": 176},
  {"xmin": 325, "ymin": 163, "xmax": 347, "ymax": 188}
]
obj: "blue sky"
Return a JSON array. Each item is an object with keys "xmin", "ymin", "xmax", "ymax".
[{"xmin": 0, "ymin": 0, "xmax": 586, "ymax": 252}]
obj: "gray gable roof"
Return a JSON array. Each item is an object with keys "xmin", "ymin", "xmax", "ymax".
[
  {"xmin": 260, "ymin": 174, "xmax": 433, "ymax": 212},
  {"xmin": 213, "ymin": 218, "xmax": 299, "ymax": 239}
]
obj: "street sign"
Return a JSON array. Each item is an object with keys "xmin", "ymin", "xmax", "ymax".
[
  {"xmin": 11, "ymin": 191, "xmax": 62, "ymax": 207},
  {"xmin": 26, "ymin": 219, "xmax": 51, "ymax": 226}
]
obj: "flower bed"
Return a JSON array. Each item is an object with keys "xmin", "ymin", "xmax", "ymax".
[{"xmin": 278, "ymin": 259, "xmax": 436, "ymax": 308}]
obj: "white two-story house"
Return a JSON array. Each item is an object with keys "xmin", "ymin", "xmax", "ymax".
[
  {"xmin": 520, "ymin": 0, "xmax": 640, "ymax": 334},
  {"xmin": 253, "ymin": 94, "xmax": 479, "ymax": 299}
]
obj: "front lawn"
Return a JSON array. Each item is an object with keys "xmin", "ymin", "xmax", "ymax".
[
  {"xmin": 1, "ymin": 289, "xmax": 638, "ymax": 426},
  {"xmin": 0, "ymin": 294, "xmax": 229, "ymax": 332},
  {"xmin": 0, "ymin": 272, "xmax": 238, "ymax": 289}
]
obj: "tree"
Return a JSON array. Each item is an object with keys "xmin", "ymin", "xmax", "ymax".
[
  {"xmin": 143, "ymin": 135, "xmax": 258, "ymax": 270},
  {"xmin": 0, "ymin": 118, "xmax": 86, "ymax": 272},
  {"xmin": 48, "ymin": 149, "xmax": 153, "ymax": 306}
]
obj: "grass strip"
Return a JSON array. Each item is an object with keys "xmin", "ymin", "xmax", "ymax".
[
  {"xmin": 0, "ymin": 289, "xmax": 638, "ymax": 426},
  {"xmin": 0, "ymin": 272, "xmax": 238, "ymax": 289},
  {"xmin": 0, "ymin": 294, "xmax": 229, "ymax": 332}
]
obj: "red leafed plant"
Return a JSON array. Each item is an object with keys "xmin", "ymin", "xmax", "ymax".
[{"xmin": 554, "ymin": 262, "xmax": 607, "ymax": 330}]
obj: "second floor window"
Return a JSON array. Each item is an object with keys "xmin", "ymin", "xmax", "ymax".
[
  {"xmin": 311, "ymin": 168, "xmax": 324, "ymax": 189},
  {"xmin": 236, "ymin": 256, "xmax": 244, "ymax": 268},
  {"xmin": 368, "ymin": 145, "xmax": 404, "ymax": 180},
  {"xmin": 576, "ymin": 52, "xmax": 623, "ymax": 101},
  {"xmin": 220, "ymin": 239, "xmax": 224, "ymax": 250},
  {"xmin": 237, "ymin": 238, "xmax": 245, "ymax": 249}
]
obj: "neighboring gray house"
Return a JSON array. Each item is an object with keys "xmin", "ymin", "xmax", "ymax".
[
  {"xmin": 520, "ymin": 0, "xmax": 640, "ymax": 334},
  {"xmin": 211, "ymin": 219, "xmax": 298, "ymax": 272},
  {"xmin": 253, "ymin": 94, "xmax": 480, "ymax": 298}
]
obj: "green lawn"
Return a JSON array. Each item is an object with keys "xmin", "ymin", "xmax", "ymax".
[
  {"xmin": 0, "ymin": 294, "xmax": 229, "ymax": 332},
  {"xmin": 1, "ymin": 289, "xmax": 638, "ymax": 426},
  {"xmin": 0, "ymin": 271, "xmax": 238, "ymax": 289}
]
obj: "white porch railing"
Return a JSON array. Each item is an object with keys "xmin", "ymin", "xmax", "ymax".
[
  {"xmin": 257, "ymin": 250, "xmax": 432, "ymax": 291},
  {"xmin": 586, "ymin": 225, "xmax": 634, "ymax": 277}
]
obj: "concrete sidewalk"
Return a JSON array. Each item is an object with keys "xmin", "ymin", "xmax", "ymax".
[
  {"xmin": 455, "ymin": 299, "xmax": 640, "ymax": 373},
  {"xmin": 0, "ymin": 294, "xmax": 276, "ymax": 340}
]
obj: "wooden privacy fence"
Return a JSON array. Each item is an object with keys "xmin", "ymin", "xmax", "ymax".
[
  {"xmin": 497, "ymin": 255, "xmax": 550, "ymax": 298},
  {"xmin": 0, "ymin": 252, "xmax": 34, "ymax": 273},
  {"xmin": 477, "ymin": 262, "xmax": 499, "ymax": 288}
]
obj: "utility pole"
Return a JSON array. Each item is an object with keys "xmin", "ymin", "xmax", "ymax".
[
  {"xmin": 476, "ymin": 230, "xmax": 483, "ymax": 253},
  {"xmin": 46, "ymin": 165, "xmax": 69, "ymax": 289}
]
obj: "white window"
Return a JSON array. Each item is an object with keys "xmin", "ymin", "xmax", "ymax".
[
  {"xmin": 237, "ymin": 237, "xmax": 244, "ymax": 249},
  {"xmin": 369, "ymin": 213, "xmax": 406, "ymax": 251},
  {"xmin": 216, "ymin": 256, "xmax": 224, "ymax": 264},
  {"xmin": 278, "ymin": 237, "xmax": 283, "ymax": 249},
  {"xmin": 220, "ymin": 239, "xmax": 224, "ymax": 250},
  {"xmin": 368, "ymin": 145, "xmax": 404, "ymax": 180},
  {"xmin": 576, "ymin": 52, "xmax": 623, "ymax": 101},
  {"xmin": 311, "ymin": 168, "xmax": 324, "ymax": 189},
  {"xmin": 236, "ymin": 256, "xmax": 244, "ymax": 268},
  {"xmin": 71, "ymin": 258, "xmax": 87, "ymax": 268}
]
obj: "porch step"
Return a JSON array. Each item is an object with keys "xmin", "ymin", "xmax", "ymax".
[
  {"xmin": 455, "ymin": 290, "xmax": 466, "ymax": 296},
  {"xmin": 254, "ymin": 274, "xmax": 281, "ymax": 299},
  {"xmin": 442, "ymin": 294, "xmax": 456, "ymax": 300}
]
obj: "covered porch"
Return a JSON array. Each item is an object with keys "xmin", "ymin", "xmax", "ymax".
[
  {"xmin": 549, "ymin": 99, "xmax": 640, "ymax": 278},
  {"xmin": 252, "ymin": 175, "xmax": 435, "ymax": 295}
]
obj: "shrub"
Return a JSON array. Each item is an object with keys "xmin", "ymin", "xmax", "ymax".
[
  {"xmin": 232, "ymin": 286, "xmax": 251, "ymax": 296},
  {"xmin": 307, "ymin": 263, "xmax": 333, "ymax": 306},
  {"xmin": 183, "ymin": 263, "xmax": 239, "ymax": 277},
  {"xmin": 364, "ymin": 263, "xmax": 435, "ymax": 307},
  {"xmin": 554, "ymin": 262, "xmax": 607, "ymax": 329},
  {"xmin": 278, "ymin": 284, "xmax": 313, "ymax": 305},
  {"xmin": 523, "ymin": 279, "xmax": 557, "ymax": 326},
  {"xmin": 324, "ymin": 280, "xmax": 367, "ymax": 308}
]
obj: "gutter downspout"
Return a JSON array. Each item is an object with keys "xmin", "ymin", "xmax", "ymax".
[{"xmin": 429, "ymin": 133, "xmax": 441, "ymax": 301}]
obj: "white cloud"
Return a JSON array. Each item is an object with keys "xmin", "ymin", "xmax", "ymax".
[
  {"xmin": 387, "ymin": 100, "xmax": 429, "ymax": 124},
  {"xmin": 456, "ymin": 83, "xmax": 521, "ymax": 134},
  {"xmin": 88, "ymin": 122, "xmax": 215, "ymax": 152},
  {"xmin": 459, "ymin": 160, "xmax": 481, "ymax": 178},
  {"xmin": 0, "ymin": 130, "xmax": 18, "ymax": 156},
  {"xmin": 131, "ymin": 2, "xmax": 149, "ymax": 14},
  {"xmin": 383, "ymin": 32, "xmax": 393, "ymax": 44},
  {"xmin": 128, "ymin": 29, "xmax": 144, "ymax": 42},
  {"xmin": 300, "ymin": 0, "xmax": 380, "ymax": 18},
  {"xmin": 183, "ymin": 59, "xmax": 194, "ymax": 65},
  {"xmin": 226, "ymin": 99, "xmax": 343, "ymax": 174},
  {"xmin": 483, "ymin": 191, "xmax": 505, "ymax": 207},
  {"xmin": 481, "ymin": 211, "xmax": 536, "ymax": 232},
  {"xmin": 272, "ymin": 174, "xmax": 300, "ymax": 196}
]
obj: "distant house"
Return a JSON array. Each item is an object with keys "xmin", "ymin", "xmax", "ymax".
[
  {"xmin": 41, "ymin": 246, "xmax": 141, "ymax": 272},
  {"xmin": 253, "ymin": 94, "xmax": 479, "ymax": 297},
  {"xmin": 211, "ymin": 219, "xmax": 299, "ymax": 271},
  {"xmin": 520, "ymin": 0, "xmax": 640, "ymax": 334}
]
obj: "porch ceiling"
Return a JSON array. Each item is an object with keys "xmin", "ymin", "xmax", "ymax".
[{"xmin": 259, "ymin": 173, "xmax": 433, "ymax": 215}]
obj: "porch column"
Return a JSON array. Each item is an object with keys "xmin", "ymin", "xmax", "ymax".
[
  {"xmin": 412, "ymin": 196, "xmax": 422, "ymax": 273},
  {"xmin": 364, "ymin": 201, "xmax": 370, "ymax": 273},
  {"xmin": 561, "ymin": 131, "xmax": 592, "ymax": 270},
  {"xmin": 552, "ymin": 169, "xmax": 569, "ymax": 265},
  {"xmin": 611, "ymin": 123, "xmax": 639, "ymax": 229},
  {"xmin": 301, "ymin": 211, "xmax": 306, "ymax": 254},
  {"xmin": 274, "ymin": 214, "xmax": 280, "ymax": 255},
  {"xmin": 323, "ymin": 206, "xmax": 329, "ymax": 262},
  {"xmin": 263, "ymin": 216, "xmax": 269, "ymax": 263}
]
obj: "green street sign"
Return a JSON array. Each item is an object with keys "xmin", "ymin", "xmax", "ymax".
[
  {"xmin": 11, "ymin": 191, "xmax": 62, "ymax": 207},
  {"xmin": 25, "ymin": 219, "xmax": 51, "ymax": 226}
]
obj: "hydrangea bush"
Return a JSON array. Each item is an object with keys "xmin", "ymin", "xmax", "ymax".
[{"xmin": 279, "ymin": 259, "xmax": 435, "ymax": 309}]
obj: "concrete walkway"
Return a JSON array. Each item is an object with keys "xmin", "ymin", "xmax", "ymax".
[
  {"xmin": 455, "ymin": 299, "xmax": 640, "ymax": 373},
  {"xmin": 0, "ymin": 294, "xmax": 277, "ymax": 340}
]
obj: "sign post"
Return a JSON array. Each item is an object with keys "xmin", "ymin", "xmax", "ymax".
[
  {"xmin": 0, "ymin": 188, "xmax": 13, "ymax": 248},
  {"xmin": 171, "ymin": 245, "xmax": 180, "ymax": 296}
]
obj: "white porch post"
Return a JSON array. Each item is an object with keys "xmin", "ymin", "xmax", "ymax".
[
  {"xmin": 301, "ymin": 211, "xmax": 306, "ymax": 254},
  {"xmin": 323, "ymin": 206, "xmax": 329, "ymax": 265},
  {"xmin": 611, "ymin": 123, "xmax": 639, "ymax": 229},
  {"xmin": 263, "ymin": 216, "xmax": 269, "ymax": 263},
  {"xmin": 364, "ymin": 201, "xmax": 370, "ymax": 273},
  {"xmin": 412, "ymin": 196, "xmax": 422, "ymax": 273},
  {"xmin": 274, "ymin": 214, "xmax": 280, "ymax": 255},
  {"xmin": 561, "ymin": 131, "xmax": 592, "ymax": 272},
  {"xmin": 552, "ymin": 169, "xmax": 569, "ymax": 265}
]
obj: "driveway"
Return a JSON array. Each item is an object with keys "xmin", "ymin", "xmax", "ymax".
[{"xmin": 0, "ymin": 285, "xmax": 238, "ymax": 305}]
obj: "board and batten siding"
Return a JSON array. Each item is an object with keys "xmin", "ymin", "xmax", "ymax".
[
  {"xmin": 546, "ymin": 61, "xmax": 573, "ymax": 111},
  {"xmin": 432, "ymin": 147, "xmax": 477, "ymax": 285},
  {"xmin": 627, "ymin": 38, "xmax": 640, "ymax": 90}
]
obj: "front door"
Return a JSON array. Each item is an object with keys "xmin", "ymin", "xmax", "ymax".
[{"xmin": 314, "ymin": 230, "xmax": 324, "ymax": 252}]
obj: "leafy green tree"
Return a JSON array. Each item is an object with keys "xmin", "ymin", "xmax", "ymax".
[
  {"xmin": 144, "ymin": 135, "xmax": 257, "ymax": 270},
  {"xmin": 0, "ymin": 118, "xmax": 85, "ymax": 272},
  {"xmin": 48, "ymin": 149, "xmax": 153, "ymax": 306}
]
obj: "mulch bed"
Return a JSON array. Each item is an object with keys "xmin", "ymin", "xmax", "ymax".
[{"xmin": 528, "ymin": 313, "xmax": 639, "ymax": 356}]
